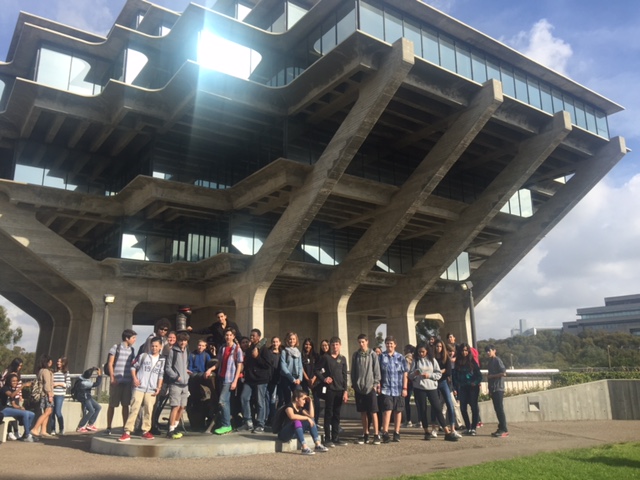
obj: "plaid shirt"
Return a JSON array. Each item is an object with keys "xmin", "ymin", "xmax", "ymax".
[{"xmin": 379, "ymin": 351, "xmax": 408, "ymax": 396}]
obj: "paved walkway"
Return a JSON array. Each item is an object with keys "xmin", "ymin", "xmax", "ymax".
[{"xmin": 2, "ymin": 420, "xmax": 639, "ymax": 479}]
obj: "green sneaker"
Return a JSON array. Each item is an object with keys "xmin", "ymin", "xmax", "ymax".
[
  {"xmin": 171, "ymin": 431, "xmax": 183, "ymax": 439},
  {"xmin": 214, "ymin": 426, "xmax": 233, "ymax": 435}
]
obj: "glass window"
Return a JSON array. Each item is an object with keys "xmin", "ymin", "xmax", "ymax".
[
  {"xmin": 271, "ymin": 10, "xmax": 286, "ymax": 32},
  {"xmin": 36, "ymin": 48, "xmax": 72, "ymax": 90},
  {"xmin": 359, "ymin": 1, "xmax": 384, "ymax": 39},
  {"xmin": 585, "ymin": 106, "xmax": 597, "ymax": 133},
  {"xmin": 237, "ymin": 2, "xmax": 251, "ymax": 21},
  {"xmin": 439, "ymin": 34, "xmax": 456, "ymax": 71},
  {"xmin": 403, "ymin": 18, "xmax": 422, "ymax": 57},
  {"xmin": 421, "ymin": 27, "xmax": 439, "ymax": 64},
  {"xmin": 573, "ymin": 100, "xmax": 587, "ymax": 129},
  {"xmin": 336, "ymin": 1, "xmax": 356, "ymax": 45},
  {"xmin": 514, "ymin": 71, "xmax": 528, "ymax": 102},
  {"xmin": 471, "ymin": 53, "xmax": 487, "ymax": 83},
  {"xmin": 486, "ymin": 58, "xmax": 500, "ymax": 82},
  {"xmin": 321, "ymin": 17, "xmax": 337, "ymax": 54},
  {"xmin": 500, "ymin": 66, "xmax": 515, "ymax": 97},
  {"xmin": 455, "ymin": 44, "xmax": 472, "ymax": 79},
  {"xmin": 198, "ymin": 30, "xmax": 262, "ymax": 79},
  {"xmin": 123, "ymin": 48, "xmax": 148, "ymax": 85},
  {"xmin": 540, "ymin": 83, "xmax": 553, "ymax": 113},
  {"xmin": 0, "ymin": 78, "xmax": 6, "ymax": 106},
  {"xmin": 121, "ymin": 233, "xmax": 148, "ymax": 260},
  {"xmin": 527, "ymin": 78, "xmax": 541, "ymax": 109},
  {"xmin": 287, "ymin": 1, "xmax": 307, "ymax": 29},
  {"xmin": 383, "ymin": 9, "xmax": 403, "ymax": 43},
  {"xmin": 563, "ymin": 95, "xmax": 576, "ymax": 124},
  {"xmin": 596, "ymin": 111, "xmax": 609, "ymax": 138},
  {"xmin": 551, "ymin": 89, "xmax": 564, "ymax": 113}
]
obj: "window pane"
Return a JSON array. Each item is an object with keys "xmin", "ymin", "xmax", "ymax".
[
  {"xmin": 287, "ymin": 2, "xmax": 307, "ymax": 29},
  {"xmin": 563, "ymin": 95, "xmax": 576, "ymax": 124},
  {"xmin": 359, "ymin": 1, "xmax": 384, "ymax": 39},
  {"xmin": 36, "ymin": 48, "xmax": 72, "ymax": 90},
  {"xmin": 471, "ymin": 53, "xmax": 487, "ymax": 83},
  {"xmin": 514, "ymin": 71, "xmax": 528, "ymax": 102},
  {"xmin": 124, "ymin": 48, "xmax": 148, "ymax": 85},
  {"xmin": 421, "ymin": 27, "xmax": 439, "ymax": 63},
  {"xmin": 500, "ymin": 66, "xmax": 515, "ymax": 97},
  {"xmin": 551, "ymin": 89, "xmax": 564, "ymax": 113},
  {"xmin": 455, "ymin": 44, "xmax": 472, "ymax": 78},
  {"xmin": 403, "ymin": 19, "xmax": 422, "ymax": 57},
  {"xmin": 540, "ymin": 83, "xmax": 553, "ymax": 113},
  {"xmin": 486, "ymin": 58, "xmax": 500, "ymax": 82},
  {"xmin": 527, "ymin": 78, "xmax": 541, "ymax": 109},
  {"xmin": 574, "ymin": 100, "xmax": 587, "ymax": 129},
  {"xmin": 383, "ymin": 9, "xmax": 403, "ymax": 43},
  {"xmin": 596, "ymin": 110, "xmax": 609, "ymax": 138},
  {"xmin": 321, "ymin": 17, "xmax": 337, "ymax": 54},
  {"xmin": 439, "ymin": 34, "xmax": 456, "ymax": 71},
  {"xmin": 336, "ymin": 1, "xmax": 356, "ymax": 45},
  {"xmin": 585, "ymin": 106, "xmax": 597, "ymax": 133}
]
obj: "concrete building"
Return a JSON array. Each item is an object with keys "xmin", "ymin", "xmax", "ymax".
[
  {"xmin": 564, "ymin": 294, "xmax": 640, "ymax": 335},
  {"xmin": 0, "ymin": 0, "xmax": 626, "ymax": 371}
]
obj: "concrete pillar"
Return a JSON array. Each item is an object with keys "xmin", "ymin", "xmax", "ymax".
[{"xmin": 419, "ymin": 293, "xmax": 472, "ymax": 345}]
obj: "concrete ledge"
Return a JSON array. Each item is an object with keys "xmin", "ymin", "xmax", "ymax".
[{"xmin": 90, "ymin": 430, "xmax": 298, "ymax": 458}]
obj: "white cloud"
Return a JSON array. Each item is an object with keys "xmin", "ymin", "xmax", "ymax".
[
  {"xmin": 510, "ymin": 19, "xmax": 573, "ymax": 75},
  {"xmin": 476, "ymin": 174, "xmax": 640, "ymax": 340}
]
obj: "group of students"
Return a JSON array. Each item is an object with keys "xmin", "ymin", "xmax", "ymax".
[
  {"xmin": 0, "ymin": 313, "xmax": 509, "ymax": 452},
  {"xmin": 0, "ymin": 355, "xmax": 78, "ymax": 442}
]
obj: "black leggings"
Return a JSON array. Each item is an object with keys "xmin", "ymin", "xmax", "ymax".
[{"xmin": 414, "ymin": 388, "xmax": 447, "ymax": 430}]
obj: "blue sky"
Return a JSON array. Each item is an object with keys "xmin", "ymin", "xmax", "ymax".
[{"xmin": 0, "ymin": 0, "xmax": 638, "ymax": 350}]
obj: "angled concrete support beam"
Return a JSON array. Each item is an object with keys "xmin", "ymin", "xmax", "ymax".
[
  {"xmin": 279, "ymin": 80, "xmax": 502, "ymax": 310},
  {"xmin": 471, "ymin": 136, "xmax": 627, "ymax": 302},
  {"xmin": 206, "ymin": 39, "xmax": 416, "ymax": 333},
  {"xmin": 354, "ymin": 110, "xmax": 573, "ymax": 313}
]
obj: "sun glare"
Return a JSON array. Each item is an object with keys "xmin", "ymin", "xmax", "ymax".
[{"xmin": 197, "ymin": 30, "xmax": 261, "ymax": 80}]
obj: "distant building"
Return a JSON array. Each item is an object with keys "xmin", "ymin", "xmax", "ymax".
[
  {"xmin": 521, "ymin": 327, "xmax": 560, "ymax": 337},
  {"xmin": 563, "ymin": 294, "xmax": 640, "ymax": 335}
]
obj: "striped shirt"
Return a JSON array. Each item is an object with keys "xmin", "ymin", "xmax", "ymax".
[
  {"xmin": 52, "ymin": 370, "xmax": 70, "ymax": 396},
  {"xmin": 218, "ymin": 344, "xmax": 243, "ymax": 384},
  {"xmin": 109, "ymin": 342, "xmax": 135, "ymax": 383}
]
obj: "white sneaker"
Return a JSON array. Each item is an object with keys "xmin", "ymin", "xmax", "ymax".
[
  {"xmin": 7, "ymin": 432, "xmax": 17, "ymax": 441},
  {"xmin": 453, "ymin": 430, "xmax": 462, "ymax": 438},
  {"xmin": 430, "ymin": 429, "xmax": 438, "ymax": 438}
]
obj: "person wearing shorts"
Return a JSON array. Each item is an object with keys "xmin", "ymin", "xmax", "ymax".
[
  {"xmin": 351, "ymin": 334, "xmax": 381, "ymax": 445},
  {"xmin": 378, "ymin": 335, "xmax": 408, "ymax": 443},
  {"xmin": 164, "ymin": 332, "xmax": 190, "ymax": 439},
  {"xmin": 106, "ymin": 329, "xmax": 137, "ymax": 435}
]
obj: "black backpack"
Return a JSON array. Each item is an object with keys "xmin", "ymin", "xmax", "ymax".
[
  {"xmin": 70, "ymin": 377, "xmax": 84, "ymax": 402},
  {"xmin": 271, "ymin": 405, "xmax": 289, "ymax": 434}
]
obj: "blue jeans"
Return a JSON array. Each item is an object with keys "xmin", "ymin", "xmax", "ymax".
[
  {"xmin": 240, "ymin": 383, "xmax": 267, "ymax": 428},
  {"xmin": 2, "ymin": 407, "xmax": 35, "ymax": 437},
  {"xmin": 431, "ymin": 381, "xmax": 457, "ymax": 427},
  {"xmin": 79, "ymin": 397, "xmax": 101, "ymax": 427},
  {"xmin": 277, "ymin": 418, "xmax": 320, "ymax": 445},
  {"xmin": 218, "ymin": 382, "xmax": 232, "ymax": 427},
  {"xmin": 49, "ymin": 394, "xmax": 65, "ymax": 433}
]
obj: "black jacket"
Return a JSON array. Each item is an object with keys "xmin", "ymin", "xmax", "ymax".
[{"xmin": 243, "ymin": 345, "xmax": 273, "ymax": 385}]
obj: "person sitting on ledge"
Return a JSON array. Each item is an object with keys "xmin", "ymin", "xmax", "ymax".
[{"xmin": 277, "ymin": 390, "xmax": 328, "ymax": 455}]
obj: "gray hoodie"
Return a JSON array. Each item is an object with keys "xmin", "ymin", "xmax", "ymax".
[
  {"xmin": 165, "ymin": 344, "xmax": 189, "ymax": 387},
  {"xmin": 410, "ymin": 357, "xmax": 442, "ymax": 391},
  {"xmin": 350, "ymin": 348, "xmax": 381, "ymax": 395}
]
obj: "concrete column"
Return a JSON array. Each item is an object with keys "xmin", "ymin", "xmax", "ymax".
[
  {"xmin": 317, "ymin": 293, "xmax": 351, "ymax": 361},
  {"xmin": 385, "ymin": 304, "xmax": 418, "ymax": 351},
  {"xmin": 418, "ymin": 292, "xmax": 472, "ymax": 345}
]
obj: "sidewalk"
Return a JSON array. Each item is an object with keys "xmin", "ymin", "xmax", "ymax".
[{"xmin": 1, "ymin": 420, "xmax": 639, "ymax": 479}]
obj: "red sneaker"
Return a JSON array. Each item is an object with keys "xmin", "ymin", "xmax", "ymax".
[
  {"xmin": 142, "ymin": 431, "xmax": 155, "ymax": 440},
  {"xmin": 86, "ymin": 425, "xmax": 98, "ymax": 432},
  {"xmin": 118, "ymin": 432, "xmax": 131, "ymax": 442}
]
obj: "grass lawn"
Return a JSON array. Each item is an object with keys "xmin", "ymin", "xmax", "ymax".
[{"xmin": 396, "ymin": 443, "xmax": 640, "ymax": 479}]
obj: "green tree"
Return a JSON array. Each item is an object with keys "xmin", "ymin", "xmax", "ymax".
[
  {"xmin": 0, "ymin": 305, "xmax": 22, "ymax": 346},
  {"xmin": 0, "ymin": 306, "xmax": 33, "ymax": 373}
]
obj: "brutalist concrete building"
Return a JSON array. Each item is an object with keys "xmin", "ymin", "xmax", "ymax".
[{"xmin": 0, "ymin": 0, "xmax": 626, "ymax": 371}]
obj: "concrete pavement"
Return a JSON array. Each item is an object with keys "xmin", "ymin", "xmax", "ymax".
[{"xmin": 1, "ymin": 420, "xmax": 639, "ymax": 480}]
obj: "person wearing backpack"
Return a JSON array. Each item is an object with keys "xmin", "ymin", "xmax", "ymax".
[
  {"xmin": 76, "ymin": 367, "xmax": 103, "ymax": 432},
  {"xmin": 105, "ymin": 329, "xmax": 137, "ymax": 435},
  {"xmin": 119, "ymin": 338, "xmax": 165, "ymax": 441},
  {"xmin": 164, "ymin": 331, "xmax": 190, "ymax": 439}
]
